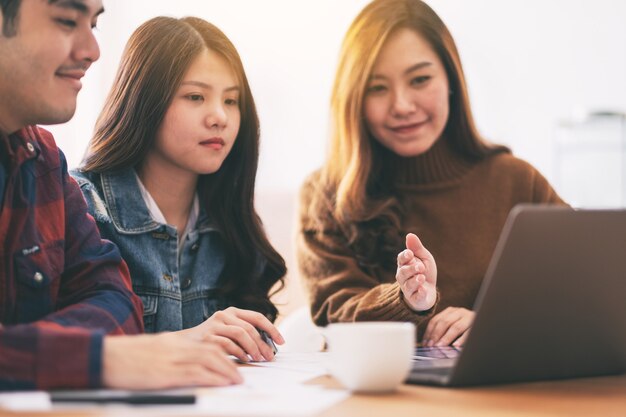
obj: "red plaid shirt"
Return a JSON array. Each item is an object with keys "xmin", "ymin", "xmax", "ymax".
[{"xmin": 0, "ymin": 126, "xmax": 143, "ymax": 390}]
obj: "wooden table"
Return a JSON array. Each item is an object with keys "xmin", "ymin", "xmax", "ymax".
[
  {"xmin": 1, "ymin": 374, "xmax": 625, "ymax": 417},
  {"xmin": 315, "ymin": 374, "xmax": 626, "ymax": 416}
]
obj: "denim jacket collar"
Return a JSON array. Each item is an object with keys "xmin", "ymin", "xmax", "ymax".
[{"xmin": 100, "ymin": 169, "xmax": 217, "ymax": 235}]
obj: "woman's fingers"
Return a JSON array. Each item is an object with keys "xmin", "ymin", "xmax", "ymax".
[
  {"xmin": 227, "ymin": 307, "xmax": 285, "ymax": 345},
  {"xmin": 212, "ymin": 323, "xmax": 265, "ymax": 361},
  {"xmin": 396, "ymin": 263, "xmax": 424, "ymax": 284},
  {"xmin": 423, "ymin": 307, "xmax": 474, "ymax": 347},
  {"xmin": 453, "ymin": 330, "xmax": 470, "ymax": 347},
  {"xmin": 406, "ymin": 233, "xmax": 432, "ymax": 261},
  {"xmin": 404, "ymin": 274, "xmax": 425, "ymax": 292},
  {"xmin": 433, "ymin": 319, "xmax": 470, "ymax": 347},
  {"xmin": 217, "ymin": 312, "xmax": 277, "ymax": 361},
  {"xmin": 424, "ymin": 308, "xmax": 457, "ymax": 345}
]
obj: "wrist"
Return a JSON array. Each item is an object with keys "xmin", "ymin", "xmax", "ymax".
[
  {"xmin": 176, "ymin": 327, "xmax": 195, "ymax": 339},
  {"xmin": 101, "ymin": 336, "xmax": 118, "ymax": 388},
  {"xmin": 401, "ymin": 291, "xmax": 440, "ymax": 315}
]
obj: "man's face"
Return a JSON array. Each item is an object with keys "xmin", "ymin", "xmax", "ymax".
[{"xmin": 0, "ymin": 0, "xmax": 104, "ymax": 134}]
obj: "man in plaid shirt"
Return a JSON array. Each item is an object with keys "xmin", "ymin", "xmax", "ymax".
[{"xmin": 0, "ymin": 0, "xmax": 241, "ymax": 390}]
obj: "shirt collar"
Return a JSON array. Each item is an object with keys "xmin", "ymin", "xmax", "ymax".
[
  {"xmin": 1, "ymin": 127, "xmax": 42, "ymax": 161},
  {"xmin": 100, "ymin": 168, "xmax": 216, "ymax": 234},
  {"xmin": 135, "ymin": 171, "xmax": 201, "ymax": 239},
  {"xmin": 100, "ymin": 169, "xmax": 161, "ymax": 233}
]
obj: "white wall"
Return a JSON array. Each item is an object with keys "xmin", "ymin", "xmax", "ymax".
[
  {"xmin": 50, "ymin": 0, "xmax": 626, "ymax": 197},
  {"xmin": 46, "ymin": 1, "xmax": 626, "ymax": 316},
  {"xmin": 432, "ymin": 0, "xmax": 626, "ymax": 206}
]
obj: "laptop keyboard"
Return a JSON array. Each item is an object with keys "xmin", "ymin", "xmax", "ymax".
[
  {"xmin": 411, "ymin": 346, "xmax": 460, "ymax": 370},
  {"xmin": 414, "ymin": 346, "xmax": 462, "ymax": 360},
  {"xmin": 412, "ymin": 359, "xmax": 455, "ymax": 369}
]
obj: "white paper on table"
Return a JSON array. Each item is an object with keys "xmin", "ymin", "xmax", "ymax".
[
  {"xmin": 0, "ymin": 391, "xmax": 51, "ymax": 411},
  {"xmin": 2, "ymin": 387, "xmax": 348, "ymax": 417},
  {"xmin": 238, "ymin": 365, "xmax": 322, "ymax": 386},
  {"xmin": 247, "ymin": 351, "xmax": 330, "ymax": 376},
  {"xmin": 197, "ymin": 382, "xmax": 349, "ymax": 417},
  {"xmin": 0, "ymin": 353, "xmax": 346, "ymax": 417}
]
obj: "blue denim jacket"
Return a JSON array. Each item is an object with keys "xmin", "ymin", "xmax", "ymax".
[{"xmin": 71, "ymin": 169, "xmax": 232, "ymax": 332}]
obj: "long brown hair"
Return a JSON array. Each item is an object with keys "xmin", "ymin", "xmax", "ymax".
[
  {"xmin": 81, "ymin": 16, "xmax": 285, "ymax": 320},
  {"xmin": 320, "ymin": 0, "xmax": 508, "ymax": 224}
]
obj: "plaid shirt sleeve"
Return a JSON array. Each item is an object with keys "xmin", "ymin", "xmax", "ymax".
[{"xmin": 0, "ymin": 127, "xmax": 144, "ymax": 390}]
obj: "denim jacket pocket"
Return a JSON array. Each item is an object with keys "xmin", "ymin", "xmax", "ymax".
[
  {"xmin": 14, "ymin": 240, "xmax": 64, "ymax": 322},
  {"xmin": 201, "ymin": 295, "xmax": 230, "ymax": 322},
  {"xmin": 137, "ymin": 294, "xmax": 158, "ymax": 333}
]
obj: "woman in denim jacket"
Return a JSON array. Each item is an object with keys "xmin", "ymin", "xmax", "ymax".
[{"xmin": 71, "ymin": 16, "xmax": 285, "ymax": 363}]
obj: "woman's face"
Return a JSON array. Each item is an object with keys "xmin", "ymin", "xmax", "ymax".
[
  {"xmin": 150, "ymin": 48, "xmax": 241, "ymax": 177},
  {"xmin": 363, "ymin": 28, "xmax": 450, "ymax": 157}
]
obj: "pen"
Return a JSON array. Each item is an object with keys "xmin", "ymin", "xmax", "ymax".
[
  {"xmin": 50, "ymin": 391, "xmax": 196, "ymax": 405},
  {"xmin": 258, "ymin": 328, "xmax": 278, "ymax": 355}
]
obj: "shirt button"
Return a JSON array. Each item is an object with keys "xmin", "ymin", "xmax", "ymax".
[
  {"xmin": 26, "ymin": 143, "xmax": 35, "ymax": 153},
  {"xmin": 33, "ymin": 272, "xmax": 44, "ymax": 283},
  {"xmin": 190, "ymin": 243, "xmax": 199, "ymax": 251},
  {"xmin": 162, "ymin": 274, "xmax": 173, "ymax": 282},
  {"xmin": 181, "ymin": 277, "xmax": 192, "ymax": 289}
]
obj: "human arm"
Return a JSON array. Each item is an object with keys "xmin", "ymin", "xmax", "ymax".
[
  {"xmin": 0, "ymin": 135, "xmax": 142, "ymax": 389},
  {"xmin": 0, "ymin": 324, "xmax": 104, "ymax": 390},
  {"xmin": 102, "ymin": 333, "xmax": 241, "ymax": 389},
  {"xmin": 418, "ymin": 158, "xmax": 564, "ymax": 347},
  {"xmin": 0, "ymin": 325, "xmax": 243, "ymax": 390},
  {"xmin": 296, "ymin": 176, "xmax": 438, "ymax": 326},
  {"xmin": 53, "ymin": 159, "xmax": 142, "ymax": 334}
]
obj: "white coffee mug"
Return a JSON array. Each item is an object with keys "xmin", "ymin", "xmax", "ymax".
[{"xmin": 324, "ymin": 322, "xmax": 415, "ymax": 392}]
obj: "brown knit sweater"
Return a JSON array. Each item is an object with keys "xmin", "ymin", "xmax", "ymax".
[{"xmin": 297, "ymin": 139, "xmax": 565, "ymax": 339}]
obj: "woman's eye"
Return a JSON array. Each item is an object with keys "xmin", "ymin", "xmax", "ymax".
[
  {"xmin": 366, "ymin": 84, "xmax": 387, "ymax": 94},
  {"xmin": 225, "ymin": 98, "xmax": 239, "ymax": 106},
  {"xmin": 186, "ymin": 94, "xmax": 204, "ymax": 102},
  {"xmin": 411, "ymin": 76, "xmax": 431, "ymax": 86}
]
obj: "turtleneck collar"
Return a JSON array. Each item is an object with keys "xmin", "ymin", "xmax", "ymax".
[{"xmin": 379, "ymin": 137, "xmax": 477, "ymax": 187}]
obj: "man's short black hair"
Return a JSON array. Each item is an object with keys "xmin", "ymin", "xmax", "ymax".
[
  {"xmin": 1, "ymin": 0, "xmax": 58, "ymax": 37},
  {"xmin": 0, "ymin": 0, "xmax": 22, "ymax": 37}
]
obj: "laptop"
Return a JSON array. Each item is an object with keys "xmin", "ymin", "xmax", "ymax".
[{"xmin": 406, "ymin": 205, "xmax": 626, "ymax": 387}]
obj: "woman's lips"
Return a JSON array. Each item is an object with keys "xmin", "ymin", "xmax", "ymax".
[
  {"xmin": 200, "ymin": 138, "xmax": 225, "ymax": 150},
  {"xmin": 388, "ymin": 120, "xmax": 429, "ymax": 135}
]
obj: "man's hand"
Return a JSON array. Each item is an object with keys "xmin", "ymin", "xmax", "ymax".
[{"xmin": 102, "ymin": 332, "xmax": 242, "ymax": 389}]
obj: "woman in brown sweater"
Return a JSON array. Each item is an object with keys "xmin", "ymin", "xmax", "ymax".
[{"xmin": 297, "ymin": 0, "xmax": 565, "ymax": 347}]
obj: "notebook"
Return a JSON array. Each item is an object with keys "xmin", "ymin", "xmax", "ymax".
[{"xmin": 406, "ymin": 205, "xmax": 626, "ymax": 386}]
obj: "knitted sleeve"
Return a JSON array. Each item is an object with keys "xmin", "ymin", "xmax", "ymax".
[{"xmin": 296, "ymin": 173, "xmax": 435, "ymax": 327}]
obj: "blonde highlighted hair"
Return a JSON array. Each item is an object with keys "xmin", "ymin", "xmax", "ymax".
[{"xmin": 321, "ymin": 0, "xmax": 507, "ymax": 224}]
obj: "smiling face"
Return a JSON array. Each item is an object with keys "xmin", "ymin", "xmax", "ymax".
[
  {"xmin": 0, "ymin": 0, "xmax": 103, "ymax": 134},
  {"xmin": 146, "ymin": 48, "xmax": 241, "ymax": 179},
  {"xmin": 363, "ymin": 28, "xmax": 450, "ymax": 157}
]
